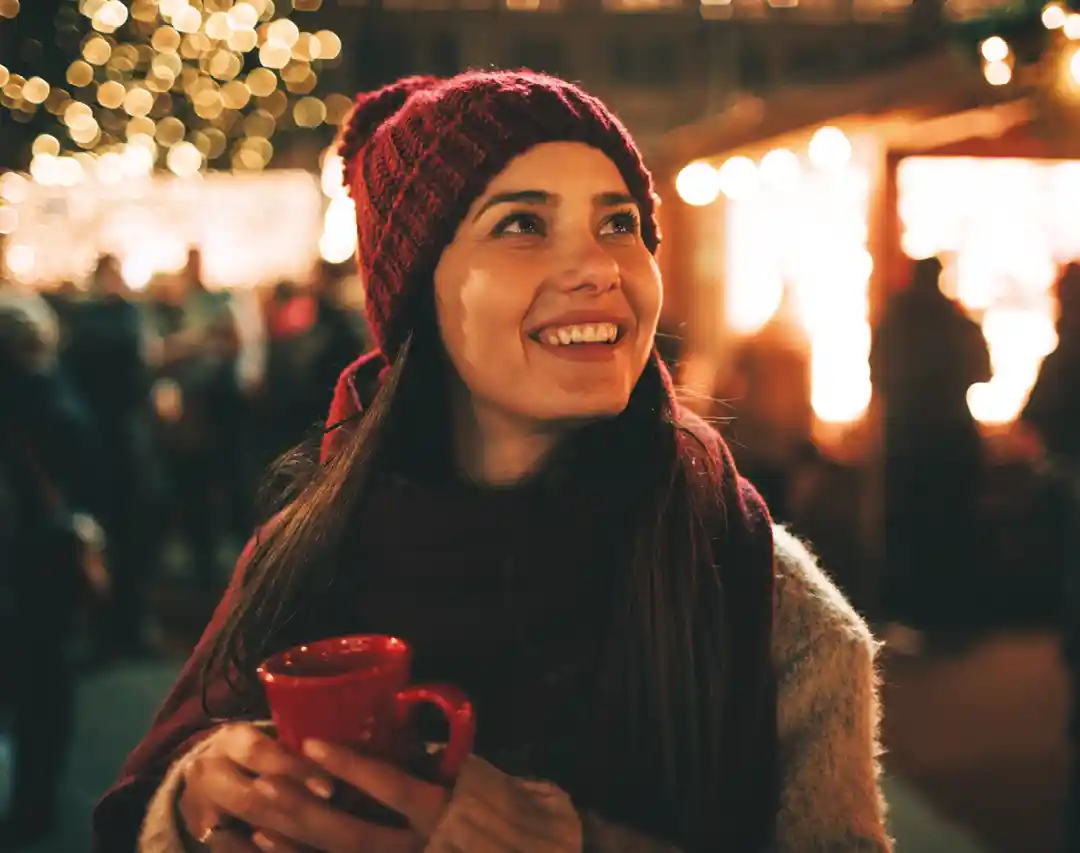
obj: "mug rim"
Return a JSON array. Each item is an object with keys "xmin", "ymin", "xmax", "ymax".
[{"xmin": 257, "ymin": 633, "xmax": 411, "ymax": 689}]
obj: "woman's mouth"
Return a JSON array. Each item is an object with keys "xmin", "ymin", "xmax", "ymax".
[{"xmin": 529, "ymin": 322, "xmax": 622, "ymax": 347}]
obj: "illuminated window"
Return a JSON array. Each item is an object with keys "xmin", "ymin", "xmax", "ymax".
[
  {"xmin": 773, "ymin": 0, "xmax": 848, "ymax": 18},
  {"xmin": 758, "ymin": 0, "xmax": 910, "ymax": 18},
  {"xmin": 852, "ymin": 0, "xmax": 913, "ymax": 18},
  {"xmin": 382, "ymin": 0, "xmax": 452, "ymax": 8},
  {"xmin": 505, "ymin": 0, "xmax": 562, "ymax": 11},
  {"xmin": 603, "ymin": 0, "xmax": 683, "ymax": 11},
  {"xmin": 731, "ymin": 0, "xmax": 769, "ymax": 18}
]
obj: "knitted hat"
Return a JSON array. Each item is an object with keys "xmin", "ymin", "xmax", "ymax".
[{"xmin": 338, "ymin": 69, "xmax": 661, "ymax": 359}]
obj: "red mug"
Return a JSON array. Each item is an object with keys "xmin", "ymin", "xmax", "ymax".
[{"xmin": 257, "ymin": 635, "xmax": 475, "ymax": 787}]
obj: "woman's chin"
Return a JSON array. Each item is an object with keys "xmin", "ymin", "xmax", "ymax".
[{"xmin": 530, "ymin": 391, "xmax": 632, "ymax": 423}]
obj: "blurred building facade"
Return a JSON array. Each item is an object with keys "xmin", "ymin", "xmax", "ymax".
[{"xmin": 320, "ymin": 0, "xmax": 928, "ymax": 146}]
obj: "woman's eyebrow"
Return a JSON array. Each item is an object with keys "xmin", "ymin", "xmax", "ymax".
[{"xmin": 472, "ymin": 190, "xmax": 636, "ymax": 221}]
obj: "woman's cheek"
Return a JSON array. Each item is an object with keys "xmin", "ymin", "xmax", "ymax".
[{"xmin": 456, "ymin": 275, "xmax": 532, "ymax": 366}]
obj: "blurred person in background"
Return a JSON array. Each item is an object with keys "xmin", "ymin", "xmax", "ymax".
[
  {"xmin": 308, "ymin": 260, "xmax": 371, "ymax": 400},
  {"xmin": 96, "ymin": 71, "xmax": 887, "ymax": 853},
  {"xmin": 870, "ymin": 256, "xmax": 991, "ymax": 630},
  {"xmin": 261, "ymin": 280, "xmax": 323, "ymax": 465},
  {"xmin": 1021, "ymin": 262, "xmax": 1080, "ymax": 471},
  {"xmin": 723, "ymin": 286, "xmax": 814, "ymax": 524},
  {"xmin": 62, "ymin": 255, "xmax": 163, "ymax": 660},
  {"xmin": 1019, "ymin": 261, "xmax": 1080, "ymax": 853},
  {"xmin": 37, "ymin": 279, "xmax": 81, "ymax": 345},
  {"xmin": 261, "ymin": 263, "xmax": 370, "ymax": 467},
  {"xmin": 222, "ymin": 272, "xmax": 267, "ymax": 542},
  {"xmin": 156, "ymin": 249, "xmax": 247, "ymax": 589},
  {"xmin": 0, "ymin": 286, "xmax": 109, "ymax": 845}
]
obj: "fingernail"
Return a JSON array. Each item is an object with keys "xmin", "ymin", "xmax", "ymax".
[
  {"xmin": 303, "ymin": 739, "xmax": 330, "ymax": 760},
  {"xmin": 254, "ymin": 778, "xmax": 279, "ymax": 800},
  {"xmin": 252, "ymin": 831, "xmax": 276, "ymax": 851},
  {"xmin": 306, "ymin": 777, "xmax": 334, "ymax": 799}
]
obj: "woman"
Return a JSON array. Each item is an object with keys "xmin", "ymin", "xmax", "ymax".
[{"xmin": 94, "ymin": 71, "xmax": 889, "ymax": 853}]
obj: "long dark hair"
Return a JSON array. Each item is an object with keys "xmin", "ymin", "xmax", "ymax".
[{"xmin": 202, "ymin": 285, "xmax": 773, "ymax": 851}]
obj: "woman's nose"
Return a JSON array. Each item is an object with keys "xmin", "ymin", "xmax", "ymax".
[{"xmin": 554, "ymin": 240, "xmax": 620, "ymax": 294}]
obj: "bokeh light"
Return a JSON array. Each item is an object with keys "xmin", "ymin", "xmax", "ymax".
[
  {"xmin": 720, "ymin": 137, "xmax": 872, "ymax": 424},
  {"xmin": 0, "ymin": 0, "xmax": 348, "ymax": 175},
  {"xmin": 675, "ymin": 161, "xmax": 721, "ymax": 207}
]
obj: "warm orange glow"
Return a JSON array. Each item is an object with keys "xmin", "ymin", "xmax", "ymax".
[
  {"xmin": 898, "ymin": 156, "xmax": 1080, "ymax": 424},
  {"xmin": 722, "ymin": 133, "xmax": 874, "ymax": 424},
  {"xmin": 319, "ymin": 150, "xmax": 357, "ymax": 264},
  {"xmin": 2, "ymin": 170, "xmax": 323, "ymax": 288},
  {"xmin": 675, "ymin": 161, "xmax": 721, "ymax": 207}
]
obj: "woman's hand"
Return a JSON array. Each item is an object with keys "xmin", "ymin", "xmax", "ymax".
[
  {"xmin": 178, "ymin": 723, "xmax": 421, "ymax": 852},
  {"xmin": 177, "ymin": 729, "xmax": 358, "ymax": 853},
  {"xmin": 301, "ymin": 740, "xmax": 584, "ymax": 853},
  {"xmin": 236, "ymin": 741, "xmax": 448, "ymax": 853},
  {"xmin": 298, "ymin": 741, "xmax": 451, "ymax": 841}
]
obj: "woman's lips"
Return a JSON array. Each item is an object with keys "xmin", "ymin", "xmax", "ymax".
[
  {"xmin": 528, "ymin": 321, "xmax": 627, "ymax": 361},
  {"xmin": 530, "ymin": 321, "xmax": 621, "ymax": 346}
]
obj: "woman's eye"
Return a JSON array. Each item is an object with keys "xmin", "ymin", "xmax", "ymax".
[
  {"xmin": 493, "ymin": 212, "xmax": 545, "ymax": 236},
  {"xmin": 601, "ymin": 211, "xmax": 640, "ymax": 236}
]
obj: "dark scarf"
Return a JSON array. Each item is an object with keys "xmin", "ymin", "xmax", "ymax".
[{"xmin": 321, "ymin": 350, "xmax": 780, "ymax": 851}]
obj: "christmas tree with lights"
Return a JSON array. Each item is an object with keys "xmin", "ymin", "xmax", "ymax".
[{"xmin": 0, "ymin": 0, "xmax": 352, "ymax": 178}]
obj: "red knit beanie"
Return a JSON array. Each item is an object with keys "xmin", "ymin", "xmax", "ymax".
[{"xmin": 338, "ymin": 69, "xmax": 661, "ymax": 360}]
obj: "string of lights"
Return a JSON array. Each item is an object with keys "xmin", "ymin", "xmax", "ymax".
[
  {"xmin": 952, "ymin": 0, "xmax": 1080, "ymax": 93},
  {"xmin": 0, "ymin": 0, "xmax": 352, "ymax": 181}
]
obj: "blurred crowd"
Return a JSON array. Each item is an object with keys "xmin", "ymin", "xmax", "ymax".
[{"xmin": 0, "ymin": 250, "xmax": 367, "ymax": 839}]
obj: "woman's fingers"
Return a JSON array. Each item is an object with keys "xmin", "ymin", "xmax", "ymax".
[
  {"xmin": 187, "ymin": 755, "xmax": 276, "ymax": 824},
  {"xmin": 179, "ymin": 724, "xmax": 426, "ymax": 853},
  {"xmin": 302, "ymin": 741, "xmax": 448, "ymax": 837},
  {"xmin": 259, "ymin": 775, "xmax": 421, "ymax": 853},
  {"xmin": 217, "ymin": 724, "xmax": 334, "ymax": 795},
  {"xmin": 248, "ymin": 827, "xmax": 310, "ymax": 853},
  {"xmin": 181, "ymin": 725, "xmax": 335, "ymax": 828},
  {"xmin": 200, "ymin": 824, "xmax": 263, "ymax": 852},
  {"xmin": 185, "ymin": 761, "xmax": 314, "ymax": 847},
  {"xmin": 187, "ymin": 759, "xmax": 332, "ymax": 842},
  {"xmin": 194, "ymin": 767, "xmax": 418, "ymax": 853},
  {"xmin": 247, "ymin": 824, "xmax": 416, "ymax": 853}
]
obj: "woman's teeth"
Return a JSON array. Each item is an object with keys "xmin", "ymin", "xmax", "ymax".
[{"xmin": 540, "ymin": 323, "xmax": 619, "ymax": 346}]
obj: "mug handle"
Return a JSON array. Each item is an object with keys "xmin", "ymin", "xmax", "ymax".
[{"xmin": 393, "ymin": 683, "xmax": 476, "ymax": 783}]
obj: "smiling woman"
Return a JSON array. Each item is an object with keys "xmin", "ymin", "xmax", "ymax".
[
  {"xmin": 93, "ymin": 71, "xmax": 890, "ymax": 853},
  {"xmin": 433, "ymin": 142, "xmax": 662, "ymax": 470}
]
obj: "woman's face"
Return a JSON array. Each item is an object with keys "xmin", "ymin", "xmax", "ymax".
[{"xmin": 433, "ymin": 141, "xmax": 662, "ymax": 429}]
